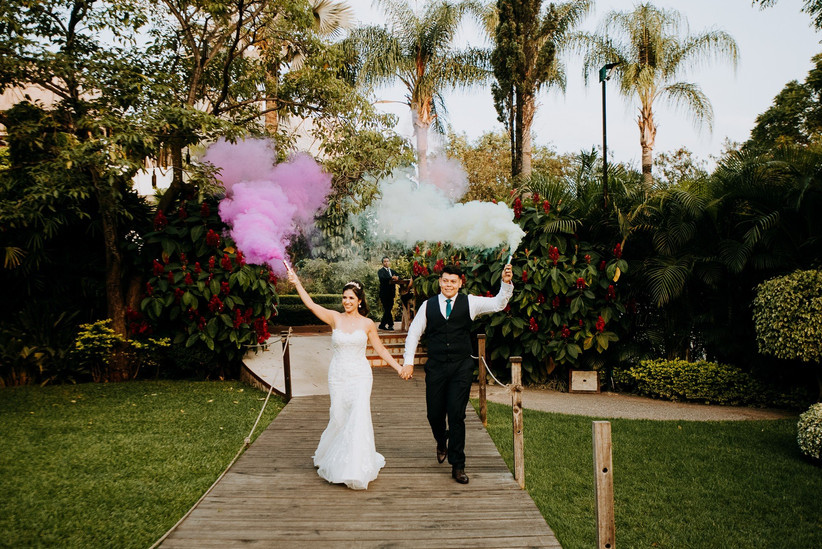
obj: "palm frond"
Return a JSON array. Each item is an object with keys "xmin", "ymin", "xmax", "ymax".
[{"xmin": 644, "ymin": 256, "xmax": 691, "ymax": 307}]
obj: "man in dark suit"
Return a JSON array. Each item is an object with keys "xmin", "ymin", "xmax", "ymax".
[
  {"xmin": 400, "ymin": 262, "xmax": 513, "ymax": 484},
  {"xmin": 377, "ymin": 256, "xmax": 399, "ymax": 330}
]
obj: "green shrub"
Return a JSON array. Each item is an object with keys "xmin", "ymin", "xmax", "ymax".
[
  {"xmin": 70, "ymin": 320, "xmax": 170, "ymax": 382},
  {"xmin": 616, "ymin": 358, "xmax": 807, "ymax": 407},
  {"xmin": 753, "ymin": 269, "xmax": 822, "ymax": 364},
  {"xmin": 797, "ymin": 403, "xmax": 822, "ymax": 462},
  {"xmin": 275, "ymin": 294, "xmax": 343, "ymax": 326}
]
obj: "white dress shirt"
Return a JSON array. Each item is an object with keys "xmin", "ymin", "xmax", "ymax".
[{"xmin": 402, "ymin": 281, "xmax": 514, "ymax": 365}]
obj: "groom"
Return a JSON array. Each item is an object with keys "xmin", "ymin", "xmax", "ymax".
[{"xmin": 400, "ymin": 262, "xmax": 513, "ymax": 484}]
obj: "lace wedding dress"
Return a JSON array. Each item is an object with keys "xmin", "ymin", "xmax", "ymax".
[{"xmin": 313, "ymin": 329, "xmax": 385, "ymax": 490}]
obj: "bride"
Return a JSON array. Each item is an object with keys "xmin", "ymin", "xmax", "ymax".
[{"xmin": 285, "ymin": 264, "xmax": 407, "ymax": 490}]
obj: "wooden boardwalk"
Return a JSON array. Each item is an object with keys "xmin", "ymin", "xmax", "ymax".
[{"xmin": 161, "ymin": 367, "xmax": 560, "ymax": 548}]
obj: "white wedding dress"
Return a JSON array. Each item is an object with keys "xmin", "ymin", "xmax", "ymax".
[{"xmin": 313, "ymin": 329, "xmax": 385, "ymax": 490}]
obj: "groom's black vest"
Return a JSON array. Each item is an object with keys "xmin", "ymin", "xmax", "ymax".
[{"xmin": 425, "ymin": 293, "xmax": 472, "ymax": 363}]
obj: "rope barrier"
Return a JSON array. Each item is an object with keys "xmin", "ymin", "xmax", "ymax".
[
  {"xmin": 149, "ymin": 328, "xmax": 293, "ymax": 549},
  {"xmin": 472, "ymin": 354, "xmax": 511, "ymax": 391}
]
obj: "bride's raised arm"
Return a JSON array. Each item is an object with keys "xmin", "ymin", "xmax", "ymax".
[{"xmin": 284, "ymin": 262, "xmax": 337, "ymax": 327}]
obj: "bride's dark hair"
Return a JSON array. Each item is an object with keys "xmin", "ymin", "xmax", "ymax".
[{"xmin": 342, "ymin": 280, "xmax": 369, "ymax": 316}]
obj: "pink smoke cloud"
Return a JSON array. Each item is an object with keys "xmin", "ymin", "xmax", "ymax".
[{"xmin": 202, "ymin": 138, "xmax": 332, "ymax": 273}]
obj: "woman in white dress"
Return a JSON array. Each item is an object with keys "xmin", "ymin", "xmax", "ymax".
[{"xmin": 285, "ymin": 265, "xmax": 406, "ymax": 490}]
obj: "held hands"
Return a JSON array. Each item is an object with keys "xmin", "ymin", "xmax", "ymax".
[
  {"xmin": 399, "ymin": 363, "xmax": 413, "ymax": 380},
  {"xmin": 501, "ymin": 263, "xmax": 513, "ymax": 284}
]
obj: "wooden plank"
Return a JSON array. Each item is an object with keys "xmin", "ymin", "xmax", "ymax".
[{"xmin": 159, "ymin": 367, "xmax": 560, "ymax": 548}]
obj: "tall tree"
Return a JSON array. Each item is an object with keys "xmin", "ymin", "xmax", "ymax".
[
  {"xmin": 350, "ymin": 0, "xmax": 490, "ymax": 181},
  {"xmin": 583, "ymin": 3, "xmax": 738, "ymax": 190},
  {"xmin": 491, "ymin": 0, "xmax": 591, "ymax": 179}
]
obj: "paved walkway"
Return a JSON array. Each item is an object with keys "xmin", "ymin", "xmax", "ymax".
[{"xmin": 245, "ymin": 328, "xmax": 796, "ymax": 422}]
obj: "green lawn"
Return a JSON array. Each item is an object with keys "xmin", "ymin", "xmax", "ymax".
[
  {"xmin": 0, "ymin": 380, "xmax": 283, "ymax": 549},
  {"xmin": 477, "ymin": 400, "xmax": 822, "ymax": 549}
]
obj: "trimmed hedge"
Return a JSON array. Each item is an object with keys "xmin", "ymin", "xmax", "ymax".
[
  {"xmin": 275, "ymin": 295, "xmax": 343, "ymax": 326},
  {"xmin": 797, "ymin": 403, "xmax": 822, "ymax": 463},
  {"xmin": 615, "ymin": 359, "xmax": 807, "ymax": 408}
]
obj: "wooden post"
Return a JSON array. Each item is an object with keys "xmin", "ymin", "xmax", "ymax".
[
  {"xmin": 593, "ymin": 421, "xmax": 615, "ymax": 549},
  {"xmin": 477, "ymin": 334, "xmax": 487, "ymax": 427},
  {"xmin": 281, "ymin": 331, "xmax": 292, "ymax": 403},
  {"xmin": 510, "ymin": 356, "xmax": 524, "ymax": 489}
]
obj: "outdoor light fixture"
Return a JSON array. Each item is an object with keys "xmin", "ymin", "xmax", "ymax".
[{"xmin": 599, "ymin": 62, "xmax": 621, "ymax": 208}]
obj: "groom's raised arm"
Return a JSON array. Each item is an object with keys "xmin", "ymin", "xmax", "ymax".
[{"xmin": 468, "ymin": 263, "xmax": 514, "ymax": 320}]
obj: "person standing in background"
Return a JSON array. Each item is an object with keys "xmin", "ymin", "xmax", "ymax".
[{"xmin": 377, "ymin": 256, "xmax": 398, "ymax": 330}]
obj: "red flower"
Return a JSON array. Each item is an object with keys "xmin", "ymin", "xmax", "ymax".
[
  {"xmin": 153, "ymin": 260, "xmax": 164, "ymax": 277},
  {"xmin": 184, "ymin": 273, "xmax": 194, "ymax": 285},
  {"xmin": 434, "ymin": 259, "xmax": 445, "ymax": 274},
  {"xmin": 167, "ymin": 271, "xmax": 175, "ymax": 284},
  {"xmin": 153, "ymin": 210, "xmax": 168, "ymax": 230},
  {"xmin": 552, "ymin": 296, "xmax": 561, "ymax": 309},
  {"xmin": 208, "ymin": 256, "xmax": 216, "ymax": 271},
  {"xmin": 236, "ymin": 250, "xmax": 246, "ymax": 267},
  {"xmin": 543, "ymin": 200, "xmax": 551, "ymax": 214},
  {"xmin": 206, "ymin": 229, "xmax": 220, "ymax": 247},
  {"xmin": 522, "ymin": 270, "xmax": 528, "ymax": 282},
  {"xmin": 178, "ymin": 204, "xmax": 188, "ymax": 220},
  {"xmin": 268, "ymin": 271, "xmax": 278, "ymax": 284},
  {"xmin": 548, "ymin": 246, "xmax": 559, "ymax": 266},
  {"xmin": 579, "ymin": 319, "xmax": 584, "ymax": 327},
  {"xmin": 576, "ymin": 277, "xmax": 587, "ymax": 289},
  {"xmin": 146, "ymin": 282, "xmax": 154, "ymax": 296},
  {"xmin": 513, "ymin": 197, "xmax": 522, "ymax": 219},
  {"xmin": 174, "ymin": 287, "xmax": 184, "ymax": 303},
  {"xmin": 412, "ymin": 260, "xmax": 422, "ymax": 276},
  {"xmin": 599, "ymin": 260, "xmax": 606, "ymax": 271},
  {"xmin": 254, "ymin": 316, "xmax": 270, "ymax": 343},
  {"xmin": 613, "ymin": 242, "xmax": 622, "ymax": 258},
  {"xmin": 233, "ymin": 308, "xmax": 244, "ymax": 329},
  {"xmin": 197, "ymin": 317, "xmax": 206, "ymax": 331},
  {"xmin": 606, "ymin": 284, "xmax": 616, "ymax": 301},
  {"xmin": 422, "ymin": 265, "xmax": 429, "ymax": 276},
  {"xmin": 492, "ymin": 199, "xmax": 497, "ymax": 204},
  {"xmin": 537, "ymin": 292, "xmax": 545, "ymax": 304},
  {"xmin": 208, "ymin": 295, "xmax": 224, "ymax": 313},
  {"xmin": 584, "ymin": 254, "xmax": 591, "ymax": 264},
  {"xmin": 503, "ymin": 304, "xmax": 511, "ymax": 313},
  {"xmin": 596, "ymin": 315, "xmax": 605, "ymax": 332},
  {"xmin": 415, "ymin": 245, "xmax": 421, "ymax": 255},
  {"xmin": 484, "ymin": 291, "xmax": 494, "ymax": 297},
  {"xmin": 221, "ymin": 254, "xmax": 232, "ymax": 270},
  {"xmin": 426, "ymin": 249, "xmax": 432, "ymax": 257},
  {"xmin": 561, "ymin": 324, "xmax": 571, "ymax": 339},
  {"xmin": 532, "ymin": 192, "xmax": 540, "ymax": 204},
  {"xmin": 200, "ymin": 202, "xmax": 210, "ymax": 217},
  {"xmin": 529, "ymin": 317, "xmax": 538, "ymax": 332},
  {"xmin": 194, "ymin": 262, "xmax": 201, "ymax": 274},
  {"xmin": 221, "ymin": 281, "xmax": 230, "ymax": 295},
  {"xmin": 179, "ymin": 252, "xmax": 187, "ymax": 266}
]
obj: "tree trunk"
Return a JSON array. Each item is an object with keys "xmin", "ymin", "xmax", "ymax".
[
  {"xmin": 513, "ymin": 88, "xmax": 524, "ymax": 179},
  {"xmin": 520, "ymin": 92, "xmax": 536, "ymax": 179},
  {"xmin": 156, "ymin": 140, "xmax": 186, "ymax": 213},
  {"xmin": 638, "ymin": 104, "xmax": 656, "ymax": 192},
  {"xmin": 412, "ymin": 112, "xmax": 431, "ymax": 182},
  {"xmin": 265, "ymin": 67, "xmax": 280, "ymax": 134},
  {"xmin": 92, "ymin": 170, "xmax": 133, "ymax": 382}
]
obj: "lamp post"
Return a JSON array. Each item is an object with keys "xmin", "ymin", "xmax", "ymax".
[{"xmin": 599, "ymin": 62, "xmax": 620, "ymax": 208}]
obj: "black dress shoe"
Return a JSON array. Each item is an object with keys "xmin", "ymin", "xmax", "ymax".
[
  {"xmin": 452, "ymin": 467, "xmax": 469, "ymax": 484},
  {"xmin": 436, "ymin": 444, "xmax": 447, "ymax": 464}
]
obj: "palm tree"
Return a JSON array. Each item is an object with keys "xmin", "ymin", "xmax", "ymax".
[
  {"xmin": 583, "ymin": 3, "xmax": 738, "ymax": 190},
  {"xmin": 351, "ymin": 0, "xmax": 490, "ymax": 181},
  {"xmin": 492, "ymin": 0, "xmax": 592, "ymax": 179}
]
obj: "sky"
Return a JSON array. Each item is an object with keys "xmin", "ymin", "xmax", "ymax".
[{"xmin": 343, "ymin": 0, "xmax": 822, "ymax": 169}]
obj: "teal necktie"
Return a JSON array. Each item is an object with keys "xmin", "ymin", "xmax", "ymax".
[{"xmin": 445, "ymin": 298, "xmax": 452, "ymax": 319}]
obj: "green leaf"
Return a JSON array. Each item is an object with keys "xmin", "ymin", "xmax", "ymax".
[{"xmin": 190, "ymin": 225, "xmax": 204, "ymax": 243}]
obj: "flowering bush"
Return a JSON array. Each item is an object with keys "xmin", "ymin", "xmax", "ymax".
[
  {"xmin": 797, "ymin": 403, "xmax": 822, "ymax": 463},
  {"xmin": 407, "ymin": 193, "xmax": 629, "ymax": 381},
  {"xmin": 140, "ymin": 196, "xmax": 278, "ymax": 370}
]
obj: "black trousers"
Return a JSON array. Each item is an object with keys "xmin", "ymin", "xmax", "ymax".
[
  {"xmin": 379, "ymin": 295, "xmax": 393, "ymax": 328},
  {"xmin": 424, "ymin": 356, "xmax": 474, "ymax": 468}
]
